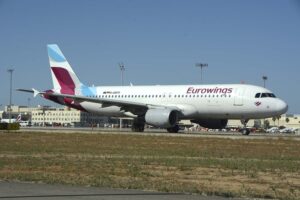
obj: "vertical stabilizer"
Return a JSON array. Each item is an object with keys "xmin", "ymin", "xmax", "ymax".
[{"xmin": 47, "ymin": 44, "xmax": 83, "ymax": 95}]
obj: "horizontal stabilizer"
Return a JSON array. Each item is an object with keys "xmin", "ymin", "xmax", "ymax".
[
  {"xmin": 17, "ymin": 88, "xmax": 41, "ymax": 97},
  {"xmin": 16, "ymin": 89, "xmax": 34, "ymax": 93}
]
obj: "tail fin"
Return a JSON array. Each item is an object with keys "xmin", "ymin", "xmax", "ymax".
[
  {"xmin": 16, "ymin": 114, "xmax": 22, "ymax": 122},
  {"xmin": 47, "ymin": 44, "xmax": 83, "ymax": 95}
]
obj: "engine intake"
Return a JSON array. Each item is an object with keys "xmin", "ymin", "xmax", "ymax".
[{"xmin": 145, "ymin": 108, "xmax": 178, "ymax": 128}]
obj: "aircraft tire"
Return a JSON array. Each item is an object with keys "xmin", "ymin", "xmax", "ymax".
[
  {"xmin": 131, "ymin": 123, "xmax": 145, "ymax": 132},
  {"xmin": 241, "ymin": 128, "xmax": 250, "ymax": 135},
  {"xmin": 167, "ymin": 125, "xmax": 180, "ymax": 133}
]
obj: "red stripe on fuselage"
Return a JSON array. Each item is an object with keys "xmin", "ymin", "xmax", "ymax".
[{"xmin": 51, "ymin": 67, "xmax": 75, "ymax": 95}]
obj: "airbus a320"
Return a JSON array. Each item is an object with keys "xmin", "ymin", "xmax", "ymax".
[{"xmin": 18, "ymin": 44, "xmax": 288, "ymax": 135}]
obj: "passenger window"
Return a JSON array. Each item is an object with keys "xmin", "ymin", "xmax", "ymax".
[{"xmin": 255, "ymin": 93, "xmax": 260, "ymax": 98}]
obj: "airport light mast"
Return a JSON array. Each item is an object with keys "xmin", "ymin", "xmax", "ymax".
[
  {"xmin": 27, "ymin": 98, "xmax": 31, "ymax": 107},
  {"xmin": 262, "ymin": 75, "xmax": 268, "ymax": 88},
  {"xmin": 119, "ymin": 62, "xmax": 125, "ymax": 86},
  {"xmin": 195, "ymin": 63, "xmax": 208, "ymax": 84},
  {"xmin": 7, "ymin": 68, "xmax": 14, "ymax": 124},
  {"xmin": 119, "ymin": 63, "xmax": 125, "ymax": 129}
]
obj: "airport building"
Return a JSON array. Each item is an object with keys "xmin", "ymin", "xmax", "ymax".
[
  {"xmin": 31, "ymin": 107, "xmax": 108, "ymax": 126},
  {"xmin": 1, "ymin": 105, "xmax": 109, "ymax": 127},
  {"xmin": 227, "ymin": 114, "xmax": 300, "ymax": 129}
]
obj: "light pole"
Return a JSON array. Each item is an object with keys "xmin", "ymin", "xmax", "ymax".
[
  {"xmin": 195, "ymin": 63, "xmax": 208, "ymax": 83},
  {"xmin": 119, "ymin": 63, "xmax": 125, "ymax": 86},
  {"xmin": 119, "ymin": 63, "xmax": 125, "ymax": 129},
  {"xmin": 7, "ymin": 68, "xmax": 14, "ymax": 124},
  {"xmin": 262, "ymin": 76, "xmax": 268, "ymax": 88},
  {"xmin": 27, "ymin": 98, "xmax": 31, "ymax": 107}
]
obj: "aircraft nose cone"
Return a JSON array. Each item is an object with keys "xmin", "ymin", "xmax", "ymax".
[{"xmin": 277, "ymin": 100, "xmax": 288, "ymax": 114}]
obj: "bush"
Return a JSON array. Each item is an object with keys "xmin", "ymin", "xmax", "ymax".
[{"xmin": 0, "ymin": 123, "xmax": 20, "ymax": 130}]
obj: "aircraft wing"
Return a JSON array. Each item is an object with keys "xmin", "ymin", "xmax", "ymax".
[{"xmin": 17, "ymin": 89, "xmax": 181, "ymax": 115}]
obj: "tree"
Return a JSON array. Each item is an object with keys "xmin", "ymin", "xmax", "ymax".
[
  {"xmin": 264, "ymin": 120, "xmax": 270, "ymax": 129},
  {"xmin": 277, "ymin": 115, "xmax": 281, "ymax": 126},
  {"xmin": 285, "ymin": 117, "xmax": 290, "ymax": 124},
  {"xmin": 272, "ymin": 117, "xmax": 276, "ymax": 126}
]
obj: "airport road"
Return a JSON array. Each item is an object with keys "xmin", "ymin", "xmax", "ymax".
[{"xmin": 0, "ymin": 182, "xmax": 246, "ymax": 200}]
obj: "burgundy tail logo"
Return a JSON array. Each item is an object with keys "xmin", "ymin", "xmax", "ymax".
[{"xmin": 51, "ymin": 67, "xmax": 75, "ymax": 95}]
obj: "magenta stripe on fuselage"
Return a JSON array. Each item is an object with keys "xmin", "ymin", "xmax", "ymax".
[{"xmin": 51, "ymin": 67, "xmax": 75, "ymax": 95}]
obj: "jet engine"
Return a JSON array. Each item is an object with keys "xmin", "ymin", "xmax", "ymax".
[
  {"xmin": 145, "ymin": 108, "xmax": 178, "ymax": 128},
  {"xmin": 191, "ymin": 119, "xmax": 228, "ymax": 129}
]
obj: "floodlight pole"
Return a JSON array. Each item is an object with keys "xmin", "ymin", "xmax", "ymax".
[
  {"xmin": 119, "ymin": 63, "xmax": 125, "ymax": 129},
  {"xmin": 120, "ymin": 63, "xmax": 125, "ymax": 86},
  {"xmin": 262, "ymin": 76, "xmax": 268, "ymax": 88},
  {"xmin": 195, "ymin": 63, "xmax": 208, "ymax": 84},
  {"xmin": 7, "ymin": 68, "xmax": 14, "ymax": 124},
  {"xmin": 27, "ymin": 98, "xmax": 31, "ymax": 107}
]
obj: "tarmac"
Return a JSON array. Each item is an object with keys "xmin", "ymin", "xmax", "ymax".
[
  {"xmin": 0, "ymin": 181, "xmax": 245, "ymax": 200},
  {"xmin": 18, "ymin": 126, "xmax": 300, "ymax": 141}
]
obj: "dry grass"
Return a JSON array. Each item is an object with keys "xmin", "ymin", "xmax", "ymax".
[{"xmin": 0, "ymin": 131, "xmax": 299, "ymax": 199}]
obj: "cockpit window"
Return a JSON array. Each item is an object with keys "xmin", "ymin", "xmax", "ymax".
[
  {"xmin": 255, "ymin": 93, "xmax": 261, "ymax": 98},
  {"xmin": 261, "ymin": 93, "xmax": 268, "ymax": 98},
  {"xmin": 268, "ymin": 93, "xmax": 276, "ymax": 98},
  {"xmin": 258, "ymin": 93, "xmax": 276, "ymax": 98}
]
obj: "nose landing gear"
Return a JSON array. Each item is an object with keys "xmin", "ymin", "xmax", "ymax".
[{"xmin": 241, "ymin": 119, "xmax": 250, "ymax": 135}]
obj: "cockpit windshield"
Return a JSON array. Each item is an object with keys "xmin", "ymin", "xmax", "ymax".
[{"xmin": 255, "ymin": 93, "xmax": 276, "ymax": 98}]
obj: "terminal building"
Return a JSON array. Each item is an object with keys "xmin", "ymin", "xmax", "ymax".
[{"xmin": 1, "ymin": 105, "xmax": 109, "ymax": 127}]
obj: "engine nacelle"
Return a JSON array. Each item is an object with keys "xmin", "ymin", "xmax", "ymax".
[
  {"xmin": 191, "ymin": 119, "xmax": 228, "ymax": 129},
  {"xmin": 145, "ymin": 108, "xmax": 178, "ymax": 128}
]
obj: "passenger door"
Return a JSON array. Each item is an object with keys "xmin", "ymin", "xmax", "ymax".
[{"xmin": 234, "ymin": 88, "xmax": 245, "ymax": 106}]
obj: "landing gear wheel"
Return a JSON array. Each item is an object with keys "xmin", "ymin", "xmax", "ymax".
[
  {"xmin": 167, "ymin": 125, "xmax": 180, "ymax": 133},
  {"xmin": 131, "ymin": 124, "xmax": 144, "ymax": 132},
  {"xmin": 131, "ymin": 119, "xmax": 145, "ymax": 132},
  {"xmin": 241, "ymin": 128, "xmax": 250, "ymax": 135},
  {"xmin": 240, "ymin": 119, "xmax": 250, "ymax": 135}
]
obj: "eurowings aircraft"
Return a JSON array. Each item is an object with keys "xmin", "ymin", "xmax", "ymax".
[{"xmin": 18, "ymin": 44, "xmax": 288, "ymax": 134}]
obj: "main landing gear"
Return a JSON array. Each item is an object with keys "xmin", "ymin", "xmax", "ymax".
[
  {"xmin": 131, "ymin": 119, "xmax": 180, "ymax": 133},
  {"xmin": 131, "ymin": 119, "xmax": 145, "ymax": 132},
  {"xmin": 167, "ymin": 125, "xmax": 180, "ymax": 133},
  {"xmin": 240, "ymin": 119, "xmax": 250, "ymax": 135}
]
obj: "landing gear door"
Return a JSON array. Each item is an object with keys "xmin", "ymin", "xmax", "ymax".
[{"xmin": 234, "ymin": 88, "xmax": 245, "ymax": 106}]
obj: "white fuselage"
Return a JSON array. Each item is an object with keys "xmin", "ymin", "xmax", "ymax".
[{"xmin": 78, "ymin": 84, "xmax": 288, "ymax": 120}]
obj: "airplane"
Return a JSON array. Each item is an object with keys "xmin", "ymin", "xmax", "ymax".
[
  {"xmin": 1, "ymin": 114, "xmax": 22, "ymax": 123},
  {"xmin": 18, "ymin": 44, "xmax": 288, "ymax": 135}
]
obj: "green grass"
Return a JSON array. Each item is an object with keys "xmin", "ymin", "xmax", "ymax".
[{"xmin": 0, "ymin": 132, "xmax": 299, "ymax": 199}]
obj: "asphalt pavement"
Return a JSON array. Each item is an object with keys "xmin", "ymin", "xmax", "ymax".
[{"xmin": 0, "ymin": 181, "xmax": 247, "ymax": 200}]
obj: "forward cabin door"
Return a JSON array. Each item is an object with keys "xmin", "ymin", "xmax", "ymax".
[{"xmin": 234, "ymin": 88, "xmax": 245, "ymax": 106}]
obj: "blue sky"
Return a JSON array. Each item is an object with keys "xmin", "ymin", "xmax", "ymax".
[{"xmin": 0, "ymin": 0, "xmax": 299, "ymax": 113}]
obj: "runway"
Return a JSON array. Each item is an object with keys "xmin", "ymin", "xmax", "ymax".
[{"xmin": 0, "ymin": 182, "xmax": 244, "ymax": 200}]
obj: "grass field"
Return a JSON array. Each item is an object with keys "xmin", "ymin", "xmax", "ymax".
[{"xmin": 0, "ymin": 131, "xmax": 299, "ymax": 199}]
